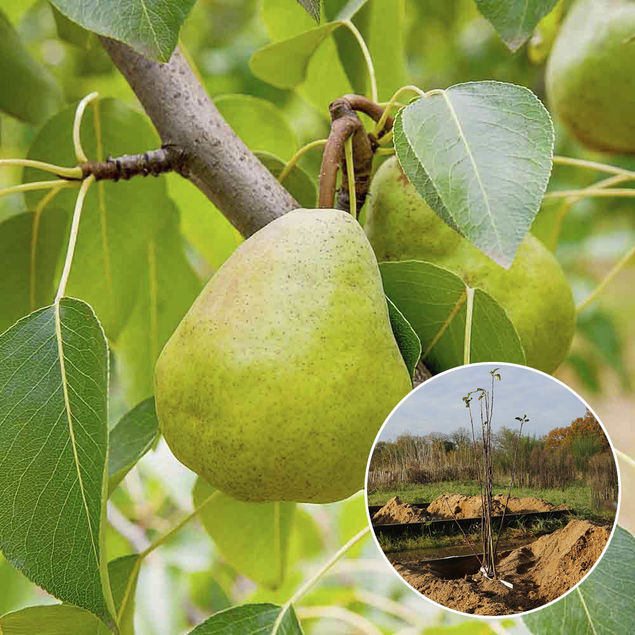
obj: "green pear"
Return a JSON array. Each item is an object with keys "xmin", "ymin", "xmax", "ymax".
[
  {"xmin": 155, "ymin": 209, "xmax": 411, "ymax": 503},
  {"xmin": 546, "ymin": 0, "xmax": 635, "ymax": 153},
  {"xmin": 364, "ymin": 157, "xmax": 575, "ymax": 374}
]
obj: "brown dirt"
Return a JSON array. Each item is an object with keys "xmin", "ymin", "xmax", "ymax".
[
  {"xmin": 393, "ymin": 519, "xmax": 611, "ymax": 615},
  {"xmin": 372, "ymin": 496, "xmax": 430, "ymax": 525},
  {"xmin": 426, "ymin": 493, "xmax": 570, "ymax": 519}
]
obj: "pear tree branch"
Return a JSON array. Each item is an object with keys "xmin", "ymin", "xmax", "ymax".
[{"xmin": 99, "ymin": 37, "xmax": 297, "ymax": 238}]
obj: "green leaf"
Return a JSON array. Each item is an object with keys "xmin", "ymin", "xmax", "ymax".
[
  {"xmin": 215, "ymin": 95, "xmax": 297, "ymax": 161},
  {"xmin": 0, "ymin": 605, "xmax": 111, "ymax": 635},
  {"xmin": 166, "ymin": 174, "xmax": 242, "ymax": 271},
  {"xmin": 49, "ymin": 0, "xmax": 196, "ymax": 61},
  {"xmin": 577, "ymin": 310, "xmax": 630, "ymax": 389},
  {"xmin": 51, "ymin": 4, "xmax": 91, "ymax": 48},
  {"xmin": 298, "ymin": 0, "xmax": 320, "ymax": 22},
  {"xmin": 386, "ymin": 296, "xmax": 421, "ymax": 382},
  {"xmin": 24, "ymin": 99, "xmax": 172, "ymax": 339},
  {"xmin": 380, "ymin": 260, "xmax": 525, "ymax": 373},
  {"xmin": 256, "ymin": 152, "xmax": 317, "ymax": 208},
  {"xmin": 262, "ymin": 0, "xmax": 317, "ymax": 39},
  {"xmin": 524, "ymin": 526, "xmax": 635, "ymax": 634},
  {"xmin": 424, "ymin": 625, "xmax": 491, "ymax": 635},
  {"xmin": 0, "ymin": 10, "xmax": 62, "ymax": 123},
  {"xmin": 188, "ymin": 603, "xmax": 303, "ymax": 634},
  {"xmin": 331, "ymin": 0, "xmax": 408, "ymax": 100},
  {"xmin": 260, "ymin": 0, "xmax": 354, "ymax": 114},
  {"xmin": 394, "ymin": 82, "xmax": 554, "ymax": 267},
  {"xmin": 0, "ymin": 299, "xmax": 115, "ymax": 627},
  {"xmin": 250, "ymin": 22, "xmax": 344, "ymax": 89},
  {"xmin": 108, "ymin": 398, "xmax": 160, "ymax": 493},
  {"xmin": 474, "ymin": 0, "xmax": 559, "ymax": 52},
  {"xmin": 108, "ymin": 554, "xmax": 140, "ymax": 635},
  {"xmin": 193, "ymin": 479, "xmax": 296, "ymax": 589},
  {"xmin": 0, "ymin": 555, "xmax": 38, "ymax": 616},
  {"xmin": 115, "ymin": 203, "xmax": 201, "ymax": 404},
  {"xmin": 0, "ymin": 208, "xmax": 69, "ymax": 334}
]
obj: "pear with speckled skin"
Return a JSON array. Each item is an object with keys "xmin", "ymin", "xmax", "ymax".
[
  {"xmin": 546, "ymin": 0, "xmax": 635, "ymax": 153},
  {"xmin": 365, "ymin": 157, "xmax": 575, "ymax": 374},
  {"xmin": 155, "ymin": 209, "xmax": 411, "ymax": 503}
]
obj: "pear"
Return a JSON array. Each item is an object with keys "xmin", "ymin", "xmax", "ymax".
[
  {"xmin": 364, "ymin": 157, "xmax": 575, "ymax": 374},
  {"xmin": 155, "ymin": 209, "xmax": 411, "ymax": 503},
  {"xmin": 546, "ymin": 0, "xmax": 635, "ymax": 153}
]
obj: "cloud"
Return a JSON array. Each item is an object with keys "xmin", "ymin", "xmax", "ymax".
[{"xmin": 379, "ymin": 364, "xmax": 588, "ymax": 441}]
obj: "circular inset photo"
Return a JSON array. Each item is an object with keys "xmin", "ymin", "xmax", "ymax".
[{"xmin": 365, "ymin": 363, "xmax": 620, "ymax": 617}]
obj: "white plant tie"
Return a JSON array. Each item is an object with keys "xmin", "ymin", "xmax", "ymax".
[{"xmin": 480, "ymin": 567, "xmax": 514, "ymax": 589}]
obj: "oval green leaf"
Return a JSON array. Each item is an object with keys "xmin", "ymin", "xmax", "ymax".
[
  {"xmin": 115, "ymin": 203, "xmax": 201, "ymax": 405},
  {"xmin": 394, "ymin": 82, "xmax": 554, "ymax": 267},
  {"xmin": 188, "ymin": 602, "xmax": 302, "ymax": 634},
  {"xmin": 215, "ymin": 95, "xmax": 297, "ymax": 161},
  {"xmin": 24, "ymin": 99, "xmax": 173, "ymax": 339},
  {"xmin": 386, "ymin": 296, "xmax": 421, "ymax": 382},
  {"xmin": 0, "ymin": 605, "xmax": 111, "ymax": 635},
  {"xmin": 193, "ymin": 479, "xmax": 296, "ymax": 590},
  {"xmin": 256, "ymin": 152, "xmax": 317, "ymax": 208},
  {"xmin": 0, "ymin": 10, "xmax": 62, "ymax": 123},
  {"xmin": 0, "ymin": 299, "xmax": 114, "ymax": 627},
  {"xmin": 0, "ymin": 208, "xmax": 69, "ymax": 334},
  {"xmin": 380, "ymin": 260, "xmax": 525, "ymax": 373},
  {"xmin": 49, "ymin": 0, "xmax": 196, "ymax": 61},
  {"xmin": 250, "ymin": 22, "xmax": 343, "ymax": 89},
  {"xmin": 524, "ymin": 526, "xmax": 634, "ymax": 634},
  {"xmin": 108, "ymin": 398, "xmax": 160, "ymax": 493},
  {"xmin": 475, "ymin": 0, "xmax": 559, "ymax": 52}
]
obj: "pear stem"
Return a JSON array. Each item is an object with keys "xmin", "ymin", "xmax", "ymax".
[
  {"xmin": 73, "ymin": 92, "xmax": 100, "ymax": 163},
  {"xmin": 552, "ymin": 155, "xmax": 635, "ymax": 178},
  {"xmin": 463, "ymin": 286, "xmax": 475, "ymax": 365},
  {"xmin": 576, "ymin": 245, "xmax": 635, "ymax": 313},
  {"xmin": 544, "ymin": 188, "xmax": 635, "ymax": 199},
  {"xmin": 373, "ymin": 85, "xmax": 424, "ymax": 136},
  {"xmin": 343, "ymin": 21, "xmax": 377, "ymax": 103},
  {"xmin": 549, "ymin": 174, "xmax": 629, "ymax": 251},
  {"xmin": 0, "ymin": 158, "xmax": 82, "ymax": 180},
  {"xmin": 0, "ymin": 179, "xmax": 79, "ymax": 200},
  {"xmin": 271, "ymin": 526, "xmax": 370, "ymax": 634},
  {"xmin": 278, "ymin": 139, "xmax": 327, "ymax": 184},
  {"xmin": 55, "ymin": 176, "xmax": 95, "ymax": 302},
  {"xmin": 344, "ymin": 136, "xmax": 356, "ymax": 216}
]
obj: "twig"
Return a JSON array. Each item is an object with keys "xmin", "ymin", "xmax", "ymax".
[
  {"xmin": 553, "ymin": 155, "xmax": 635, "ymax": 178},
  {"xmin": 576, "ymin": 245, "xmax": 635, "ymax": 313},
  {"xmin": 100, "ymin": 38, "xmax": 297, "ymax": 237},
  {"xmin": 73, "ymin": 92, "xmax": 100, "ymax": 163},
  {"xmin": 79, "ymin": 146, "xmax": 185, "ymax": 181},
  {"xmin": 55, "ymin": 176, "xmax": 95, "ymax": 302},
  {"xmin": 296, "ymin": 606, "xmax": 381, "ymax": 635},
  {"xmin": 271, "ymin": 526, "xmax": 370, "ymax": 634},
  {"xmin": 0, "ymin": 158, "xmax": 82, "ymax": 180},
  {"xmin": 343, "ymin": 21, "xmax": 377, "ymax": 103},
  {"xmin": 278, "ymin": 139, "xmax": 327, "ymax": 184}
]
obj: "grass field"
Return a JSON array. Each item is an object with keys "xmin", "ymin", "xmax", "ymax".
[{"xmin": 368, "ymin": 479, "xmax": 616, "ymax": 523}]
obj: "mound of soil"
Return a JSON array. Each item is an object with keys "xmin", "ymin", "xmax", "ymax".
[
  {"xmin": 426, "ymin": 494, "xmax": 569, "ymax": 519},
  {"xmin": 372, "ymin": 496, "xmax": 429, "ymax": 525},
  {"xmin": 393, "ymin": 519, "xmax": 610, "ymax": 615}
]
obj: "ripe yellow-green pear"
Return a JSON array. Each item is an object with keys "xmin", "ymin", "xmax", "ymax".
[
  {"xmin": 546, "ymin": 0, "xmax": 635, "ymax": 153},
  {"xmin": 155, "ymin": 209, "xmax": 411, "ymax": 503},
  {"xmin": 364, "ymin": 157, "xmax": 575, "ymax": 373}
]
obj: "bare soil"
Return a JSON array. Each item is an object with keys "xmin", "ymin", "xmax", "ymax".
[
  {"xmin": 426, "ymin": 493, "xmax": 570, "ymax": 519},
  {"xmin": 393, "ymin": 519, "xmax": 611, "ymax": 615},
  {"xmin": 372, "ymin": 496, "xmax": 430, "ymax": 525}
]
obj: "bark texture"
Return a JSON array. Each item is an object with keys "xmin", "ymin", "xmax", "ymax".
[{"xmin": 100, "ymin": 37, "xmax": 298, "ymax": 237}]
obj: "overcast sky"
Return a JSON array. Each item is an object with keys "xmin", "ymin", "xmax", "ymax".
[{"xmin": 378, "ymin": 364, "xmax": 590, "ymax": 442}]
